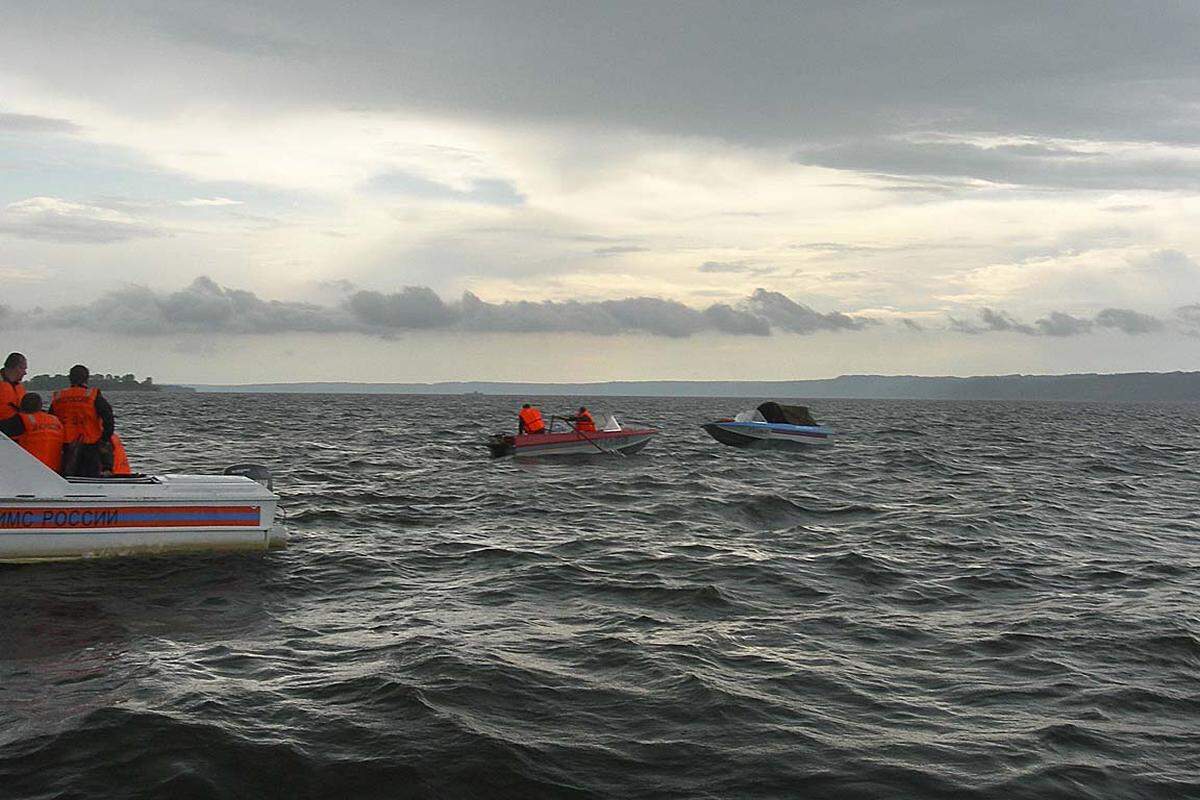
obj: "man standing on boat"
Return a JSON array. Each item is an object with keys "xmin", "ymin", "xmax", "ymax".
[
  {"xmin": 518, "ymin": 403, "xmax": 546, "ymax": 435},
  {"xmin": 0, "ymin": 352, "xmax": 27, "ymax": 421},
  {"xmin": 50, "ymin": 364, "xmax": 115, "ymax": 478}
]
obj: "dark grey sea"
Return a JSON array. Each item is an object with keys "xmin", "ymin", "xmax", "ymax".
[{"xmin": 2, "ymin": 394, "xmax": 1198, "ymax": 799}]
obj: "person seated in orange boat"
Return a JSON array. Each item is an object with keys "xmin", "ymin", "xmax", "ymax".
[
  {"xmin": 0, "ymin": 393, "xmax": 64, "ymax": 473},
  {"xmin": 108, "ymin": 432, "xmax": 132, "ymax": 476},
  {"xmin": 567, "ymin": 406, "xmax": 596, "ymax": 432},
  {"xmin": 518, "ymin": 403, "xmax": 546, "ymax": 435},
  {"xmin": 0, "ymin": 352, "xmax": 28, "ymax": 421},
  {"xmin": 50, "ymin": 364, "xmax": 115, "ymax": 478}
]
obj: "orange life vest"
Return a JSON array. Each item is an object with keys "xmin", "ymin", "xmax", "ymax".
[
  {"xmin": 15, "ymin": 412, "xmax": 63, "ymax": 472},
  {"xmin": 52, "ymin": 386, "xmax": 104, "ymax": 444},
  {"xmin": 575, "ymin": 411, "xmax": 596, "ymax": 432},
  {"xmin": 0, "ymin": 380, "xmax": 25, "ymax": 421},
  {"xmin": 111, "ymin": 432, "xmax": 131, "ymax": 475},
  {"xmin": 519, "ymin": 406, "xmax": 545, "ymax": 434}
]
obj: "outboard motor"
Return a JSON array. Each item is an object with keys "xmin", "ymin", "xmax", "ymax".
[
  {"xmin": 224, "ymin": 463, "xmax": 274, "ymax": 491},
  {"xmin": 486, "ymin": 434, "xmax": 515, "ymax": 458},
  {"xmin": 225, "ymin": 464, "xmax": 285, "ymax": 549}
]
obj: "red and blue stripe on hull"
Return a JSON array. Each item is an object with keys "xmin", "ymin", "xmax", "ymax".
[{"xmin": 0, "ymin": 505, "xmax": 262, "ymax": 530}]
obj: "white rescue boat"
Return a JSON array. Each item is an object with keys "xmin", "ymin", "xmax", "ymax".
[{"xmin": 0, "ymin": 435, "xmax": 284, "ymax": 563}]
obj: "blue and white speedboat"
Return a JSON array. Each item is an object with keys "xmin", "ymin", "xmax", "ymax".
[{"xmin": 702, "ymin": 402, "xmax": 834, "ymax": 449}]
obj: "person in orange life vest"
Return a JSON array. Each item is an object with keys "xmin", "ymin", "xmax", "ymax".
[
  {"xmin": 50, "ymin": 364, "xmax": 115, "ymax": 478},
  {"xmin": 108, "ymin": 432, "xmax": 132, "ymax": 476},
  {"xmin": 518, "ymin": 403, "xmax": 546, "ymax": 434},
  {"xmin": 568, "ymin": 406, "xmax": 596, "ymax": 432},
  {"xmin": 0, "ymin": 393, "xmax": 64, "ymax": 473},
  {"xmin": 0, "ymin": 352, "xmax": 28, "ymax": 421}
]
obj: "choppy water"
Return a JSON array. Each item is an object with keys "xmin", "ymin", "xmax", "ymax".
[{"xmin": 2, "ymin": 394, "xmax": 1199, "ymax": 799}]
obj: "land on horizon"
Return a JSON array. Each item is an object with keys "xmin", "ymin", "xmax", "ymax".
[{"xmin": 185, "ymin": 370, "xmax": 1200, "ymax": 402}]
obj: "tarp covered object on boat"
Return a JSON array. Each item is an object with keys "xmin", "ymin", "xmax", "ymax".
[{"xmin": 756, "ymin": 402, "xmax": 818, "ymax": 426}]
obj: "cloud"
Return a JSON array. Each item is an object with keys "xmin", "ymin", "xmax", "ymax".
[
  {"xmin": 949, "ymin": 308, "xmax": 1039, "ymax": 335},
  {"xmin": 702, "ymin": 303, "xmax": 772, "ymax": 336},
  {"xmin": 0, "ymin": 277, "xmax": 874, "ymax": 339},
  {"xmin": 0, "ymin": 197, "xmax": 164, "ymax": 244},
  {"xmin": 698, "ymin": 261, "xmax": 776, "ymax": 276},
  {"xmin": 1035, "ymin": 311, "xmax": 1094, "ymax": 337},
  {"xmin": 1, "ymin": 276, "xmax": 1185, "ymax": 346},
  {"xmin": 37, "ymin": 276, "xmax": 354, "ymax": 335},
  {"xmin": 10, "ymin": 3, "xmax": 1195, "ymax": 148},
  {"xmin": 346, "ymin": 286, "xmax": 457, "ymax": 329},
  {"xmin": 979, "ymin": 307, "xmax": 1037, "ymax": 335},
  {"xmin": 593, "ymin": 245, "xmax": 649, "ymax": 257},
  {"xmin": 792, "ymin": 135, "xmax": 1200, "ymax": 192},
  {"xmin": 1175, "ymin": 305, "xmax": 1200, "ymax": 337},
  {"xmin": 789, "ymin": 242, "xmax": 889, "ymax": 255},
  {"xmin": 699, "ymin": 261, "xmax": 752, "ymax": 273},
  {"xmin": 179, "ymin": 197, "xmax": 243, "ymax": 207},
  {"xmin": 744, "ymin": 289, "xmax": 870, "ymax": 333},
  {"xmin": 951, "ymin": 306, "xmax": 1164, "ymax": 336},
  {"xmin": 1137, "ymin": 249, "xmax": 1200, "ymax": 283},
  {"xmin": 451, "ymin": 292, "xmax": 713, "ymax": 337},
  {"xmin": 317, "ymin": 278, "xmax": 356, "ymax": 293},
  {"xmin": 1095, "ymin": 308, "xmax": 1165, "ymax": 335},
  {"xmin": 0, "ymin": 112, "xmax": 80, "ymax": 133},
  {"xmin": 363, "ymin": 170, "xmax": 524, "ymax": 206}
]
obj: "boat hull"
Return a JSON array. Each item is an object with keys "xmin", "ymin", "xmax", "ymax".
[
  {"xmin": 702, "ymin": 421, "xmax": 834, "ymax": 449},
  {"xmin": 488, "ymin": 428, "xmax": 657, "ymax": 457},
  {"xmin": 0, "ymin": 433, "xmax": 284, "ymax": 564},
  {"xmin": 0, "ymin": 497, "xmax": 283, "ymax": 563}
]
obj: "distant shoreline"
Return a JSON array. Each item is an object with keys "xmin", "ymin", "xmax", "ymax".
[{"xmin": 184, "ymin": 371, "xmax": 1200, "ymax": 402}]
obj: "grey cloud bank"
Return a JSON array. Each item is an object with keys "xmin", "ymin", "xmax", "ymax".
[
  {"xmin": 49, "ymin": 277, "xmax": 355, "ymax": 335},
  {"xmin": 14, "ymin": 277, "xmax": 869, "ymax": 338},
  {"xmin": 2, "ymin": 277, "xmax": 1189, "ymax": 342},
  {"xmin": 951, "ymin": 307, "xmax": 1167, "ymax": 337},
  {"xmin": 347, "ymin": 286, "xmax": 865, "ymax": 338},
  {"xmin": 1095, "ymin": 308, "xmax": 1165, "ymax": 335}
]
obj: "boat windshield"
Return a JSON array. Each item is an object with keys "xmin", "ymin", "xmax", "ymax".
[
  {"xmin": 734, "ymin": 409, "xmax": 767, "ymax": 423},
  {"xmin": 600, "ymin": 414, "xmax": 622, "ymax": 432}
]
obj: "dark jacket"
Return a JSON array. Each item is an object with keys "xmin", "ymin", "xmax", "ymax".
[{"xmin": 0, "ymin": 413, "xmax": 27, "ymax": 439}]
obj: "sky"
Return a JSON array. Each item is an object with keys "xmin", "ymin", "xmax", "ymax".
[{"xmin": 3, "ymin": 1, "xmax": 1200, "ymax": 383}]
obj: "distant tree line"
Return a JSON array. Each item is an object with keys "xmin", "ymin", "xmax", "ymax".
[{"xmin": 26, "ymin": 373, "xmax": 161, "ymax": 392}]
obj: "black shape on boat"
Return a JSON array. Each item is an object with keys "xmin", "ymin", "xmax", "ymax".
[
  {"xmin": 487, "ymin": 434, "xmax": 515, "ymax": 458},
  {"xmin": 701, "ymin": 423, "xmax": 763, "ymax": 448},
  {"xmin": 757, "ymin": 402, "xmax": 818, "ymax": 426}
]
